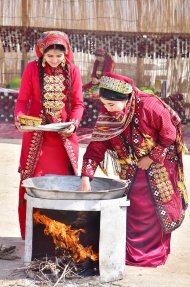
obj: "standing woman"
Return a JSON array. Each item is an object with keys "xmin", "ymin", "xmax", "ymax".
[
  {"xmin": 77, "ymin": 72, "xmax": 188, "ymax": 267},
  {"xmin": 14, "ymin": 31, "xmax": 84, "ymax": 239}
]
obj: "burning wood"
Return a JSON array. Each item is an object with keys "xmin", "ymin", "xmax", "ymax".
[
  {"xmin": 13, "ymin": 255, "xmax": 99, "ymax": 287},
  {"xmin": 33, "ymin": 210, "xmax": 98, "ymax": 263},
  {"xmin": 19, "ymin": 256, "xmax": 83, "ymax": 286}
]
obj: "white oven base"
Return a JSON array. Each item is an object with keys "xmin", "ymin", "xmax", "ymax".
[{"xmin": 24, "ymin": 193, "xmax": 130, "ymax": 283}]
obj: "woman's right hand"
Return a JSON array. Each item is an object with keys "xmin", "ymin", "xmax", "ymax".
[
  {"xmin": 76, "ymin": 176, "xmax": 91, "ymax": 192},
  {"xmin": 15, "ymin": 117, "xmax": 23, "ymax": 132},
  {"xmin": 15, "ymin": 116, "xmax": 31, "ymax": 132}
]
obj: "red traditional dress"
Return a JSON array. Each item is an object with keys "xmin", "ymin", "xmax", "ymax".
[
  {"xmin": 80, "ymin": 77, "xmax": 188, "ymax": 267},
  {"xmin": 14, "ymin": 60, "xmax": 84, "ymax": 239},
  {"xmin": 82, "ymin": 53, "xmax": 115, "ymax": 95}
]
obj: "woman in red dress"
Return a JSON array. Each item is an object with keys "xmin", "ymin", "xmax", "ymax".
[
  {"xmin": 14, "ymin": 31, "xmax": 84, "ymax": 239},
  {"xmin": 77, "ymin": 72, "xmax": 188, "ymax": 267},
  {"xmin": 82, "ymin": 48, "xmax": 115, "ymax": 97}
]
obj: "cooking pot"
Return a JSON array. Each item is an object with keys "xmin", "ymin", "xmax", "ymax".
[{"xmin": 22, "ymin": 175, "xmax": 127, "ymax": 200}]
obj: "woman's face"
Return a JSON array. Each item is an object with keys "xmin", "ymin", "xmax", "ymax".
[
  {"xmin": 96, "ymin": 55, "xmax": 105, "ymax": 63},
  {"xmin": 100, "ymin": 97, "xmax": 127, "ymax": 113},
  {"xmin": 43, "ymin": 49, "xmax": 65, "ymax": 68}
]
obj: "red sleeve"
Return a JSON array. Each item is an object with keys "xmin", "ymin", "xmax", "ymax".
[
  {"xmin": 81, "ymin": 140, "xmax": 110, "ymax": 179},
  {"xmin": 141, "ymin": 96, "xmax": 177, "ymax": 163},
  {"xmin": 102, "ymin": 55, "xmax": 115, "ymax": 74},
  {"xmin": 14, "ymin": 61, "xmax": 35, "ymax": 119},
  {"xmin": 66, "ymin": 64, "xmax": 84, "ymax": 128}
]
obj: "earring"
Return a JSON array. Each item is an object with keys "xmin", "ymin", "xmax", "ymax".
[
  {"xmin": 42, "ymin": 57, "xmax": 46, "ymax": 67},
  {"xmin": 61, "ymin": 57, "xmax": 66, "ymax": 68}
]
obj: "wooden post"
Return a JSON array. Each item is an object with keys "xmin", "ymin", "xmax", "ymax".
[
  {"xmin": 21, "ymin": 0, "xmax": 28, "ymax": 76},
  {"xmin": 136, "ymin": 0, "xmax": 145, "ymax": 87},
  {"xmin": 137, "ymin": 57, "xmax": 145, "ymax": 88}
]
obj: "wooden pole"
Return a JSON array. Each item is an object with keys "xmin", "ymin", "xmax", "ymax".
[
  {"xmin": 136, "ymin": 0, "xmax": 145, "ymax": 87},
  {"xmin": 21, "ymin": 0, "xmax": 28, "ymax": 76}
]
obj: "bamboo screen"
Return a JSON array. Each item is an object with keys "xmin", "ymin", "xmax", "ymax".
[{"xmin": 1, "ymin": 0, "xmax": 190, "ymax": 33}]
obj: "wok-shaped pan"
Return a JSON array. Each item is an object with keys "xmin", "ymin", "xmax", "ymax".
[{"xmin": 22, "ymin": 175, "xmax": 127, "ymax": 200}]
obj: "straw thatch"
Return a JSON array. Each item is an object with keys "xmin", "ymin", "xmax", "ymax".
[{"xmin": 1, "ymin": 0, "xmax": 190, "ymax": 33}]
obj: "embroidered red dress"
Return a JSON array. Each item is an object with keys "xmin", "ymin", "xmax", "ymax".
[
  {"xmin": 80, "ymin": 90, "xmax": 187, "ymax": 267},
  {"xmin": 14, "ymin": 60, "xmax": 84, "ymax": 239},
  {"xmin": 82, "ymin": 53, "xmax": 115, "ymax": 93}
]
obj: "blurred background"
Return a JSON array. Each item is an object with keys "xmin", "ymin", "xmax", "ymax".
[{"xmin": 0, "ymin": 0, "xmax": 190, "ymax": 126}]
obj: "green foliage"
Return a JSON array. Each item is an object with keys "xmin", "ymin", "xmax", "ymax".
[
  {"xmin": 7, "ymin": 77, "xmax": 21, "ymax": 90},
  {"xmin": 139, "ymin": 86, "xmax": 155, "ymax": 94}
]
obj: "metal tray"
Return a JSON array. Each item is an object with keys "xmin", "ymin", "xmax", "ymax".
[
  {"xmin": 21, "ymin": 122, "xmax": 74, "ymax": 132},
  {"xmin": 22, "ymin": 175, "xmax": 127, "ymax": 200}
]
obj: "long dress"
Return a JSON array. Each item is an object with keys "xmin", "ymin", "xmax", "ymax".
[
  {"xmin": 80, "ymin": 92, "xmax": 187, "ymax": 267},
  {"xmin": 14, "ymin": 60, "xmax": 84, "ymax": 239}
]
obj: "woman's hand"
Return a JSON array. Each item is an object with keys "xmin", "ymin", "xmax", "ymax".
[
  {"xmin": 15, "ymin": 117, "xmax": 25, "ymax": 132},
  {"xmin": 15, "ymin": 117, "xmax": 34, "ymax": 133},
  {"xmin": 137, "ymin": 156, "xmax": 154, "ymax": 170},
  {"xmin": 92, "ymin": 77, "xmax": 100, "ymax": 85},
  {"xmin": 76, "ymin": 176, "xmax": 91, "ymax": 192},
  {"xmin": 15, "ymin": 121, "xmax": 22, "ymax": 131},
  {"xmin": 60, "ymin": 123, "xmax": 75, "ymax": 137}
]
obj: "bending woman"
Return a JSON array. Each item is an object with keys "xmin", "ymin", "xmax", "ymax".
[{"xmin": 77, "ymin": 72, "xmax": 188, "ymax": 267}]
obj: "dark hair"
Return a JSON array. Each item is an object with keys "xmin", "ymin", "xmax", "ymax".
[
  {"xmin": 99, "ymin": 88, "xmax": 131, "ymax": 101},
  {"xmin": 44, "ymin": 44, "xmax": 66, "ymax": 54}
]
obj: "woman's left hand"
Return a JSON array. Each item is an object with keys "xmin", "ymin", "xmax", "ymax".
[
  {"xmin": 60, "ymin": 123, "xmax": 75, "ymax": 137},
  {"xmin": 137, "ymin": 156, "xmax": 154, "ymax": 170}
]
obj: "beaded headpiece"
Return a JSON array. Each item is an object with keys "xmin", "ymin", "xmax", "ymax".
[{"xmin": 100, "ymin": 75, "xmax": 133, "ymax": 95}]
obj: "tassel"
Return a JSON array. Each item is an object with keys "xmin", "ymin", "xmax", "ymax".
[{"xmin": 100, "ymin": 167, "xmax": 109, "ymax": 176}]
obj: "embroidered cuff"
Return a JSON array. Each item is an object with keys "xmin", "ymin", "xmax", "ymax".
[
  {"xmin": 81, "ymin": 158, "xmax": 99, "ymax": 179},
  {"xmin": 149, "ymin": 144, "xmax": 168, "ymax": 163}
]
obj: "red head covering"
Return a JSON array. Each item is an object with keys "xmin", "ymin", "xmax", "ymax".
[
  {"xmin": 94, "ymin": 48, "xmax": 106, "ymax": 56},
  {"xmin": 35, "ymin": 31, "xmax": 74, "ymax": 61}
]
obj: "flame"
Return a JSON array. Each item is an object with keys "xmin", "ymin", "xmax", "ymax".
[{"xmin": 33, "ymin": 210, "xmax": 98, "ymax": 263}]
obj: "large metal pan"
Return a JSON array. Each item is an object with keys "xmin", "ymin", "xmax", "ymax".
[{"xmin": 22, "ymin": 175, "xmax": 127, "ymax": 200}]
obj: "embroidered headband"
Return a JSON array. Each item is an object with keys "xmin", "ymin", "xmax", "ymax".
[{"xmin": 99, "ymin": 75, "xmax": 133, "ymax": 95}]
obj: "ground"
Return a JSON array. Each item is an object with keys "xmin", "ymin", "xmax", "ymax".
[{"xmin": 0, "ymin": 125, "xmax": 190, "ymax": 286}]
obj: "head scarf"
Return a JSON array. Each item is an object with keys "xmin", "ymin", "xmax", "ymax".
[
  {"xmin": 94, "ymin": 48, "xmax": 106, "ymax": 57},
  {"xmin": 35, "ymin": 31, "xmax": 74, "ymax": 61}
]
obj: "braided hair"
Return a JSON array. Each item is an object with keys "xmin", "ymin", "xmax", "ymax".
[{"xmin": 64, "ymin": 63, "xmax": 71, "ymax": 117}]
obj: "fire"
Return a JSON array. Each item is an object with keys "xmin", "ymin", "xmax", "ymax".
[{"xmin": 33, "ymin": 210, "xmax": 98, "ymax": 263}]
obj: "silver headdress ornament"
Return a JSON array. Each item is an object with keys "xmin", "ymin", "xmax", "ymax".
[{"xmin": 99, "ymin": 76, "xmax": 133, "ymax": 94}]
